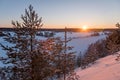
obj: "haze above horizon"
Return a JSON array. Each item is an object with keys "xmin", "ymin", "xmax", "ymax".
[{"xmin": 0, "ymin": 0, "xmax": 120, "ymax": 29}]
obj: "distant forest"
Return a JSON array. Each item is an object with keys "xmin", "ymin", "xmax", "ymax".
[{"xmin": 0, "ymin": 28, "xmax": 117, "ymax": 32}]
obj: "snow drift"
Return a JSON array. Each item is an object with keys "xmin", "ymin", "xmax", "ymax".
[{"xmin": 76, "ymin": 51, "xmax": 120, "ymax": 80}]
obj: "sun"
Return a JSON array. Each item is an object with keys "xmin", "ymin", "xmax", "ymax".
[{"xmin": 82, "ymin": 25, "xmax": 88, "ymax": 31}]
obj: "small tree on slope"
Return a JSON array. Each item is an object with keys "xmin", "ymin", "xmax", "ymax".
[{"xmin": 106, "ymin": 23, "xmax": 120, "ymax": 54}]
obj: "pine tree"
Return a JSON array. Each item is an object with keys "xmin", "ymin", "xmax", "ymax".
[
  {"xmin": 47, "ymin": 27, "xmax": 76, "ymax": 80},
  {"xmin": 0, "ymin": 5, "xmax": 76, "ymax": 80},
  {"xmin": 31, "ymin": 38, "xmax": 57, "ymax": 80},
  {"xmin": 82, "ymin": 39, "xmax": 108, "ymax": 68},
  {"xmin": 62, "ymin": 27, "xmax": 76, "ymax": 80},
  {"xmin": 77, "ymin": 51, "xmax": 83, "ymax": 67},
  {"xmin": 32, "ymin": 36, "xmax": 76, "ymax": 80},
  {"xmin": 0, "ymin": 67, "xmax": 6, "ymax": 80},
  {"xmin": 0, "ymin": 5, "xmax": 43, "ymax": 80},
  {"xmin": 106, "ymin": 23, "xmax": 120, "ymax": 54}
]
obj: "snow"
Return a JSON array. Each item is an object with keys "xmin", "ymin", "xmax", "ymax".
[
  {"xmin": 55, "ymin": 32, "xmax": 92, "ymax": 38},
  {"xmin": 68, "ymin": 34, "xmax": 106, "ymax": 55},
  {"xmin": 0, "ymin": 37, "xmax": 12, "ymax": 67},
  {"xmin": 75, "ymin": 51, "xmax": 120, "ymax": 80},
  {"xmin": 1, "ymin": 31, "xmax": 119, "ymax": 80},
  {"xmin": 55, "ymin": 32, "xmax": 106, "ymax": 55},
  {"xmin": 0, "ymin": 31, "xmax": 107, "ymax": 67}
]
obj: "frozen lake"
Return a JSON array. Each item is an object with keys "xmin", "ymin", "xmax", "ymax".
[{"xmin": 55, "ymin": 32, "xmax": 107, "ymax": 55}]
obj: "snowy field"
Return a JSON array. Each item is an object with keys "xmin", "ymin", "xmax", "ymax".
[
  {"xmin": 55, "ymin": 32, "xmax": 107, "ymax": 55},
  {"xmin": 0, "ymin": 31, "xmax": 107, "ymax": 67}
]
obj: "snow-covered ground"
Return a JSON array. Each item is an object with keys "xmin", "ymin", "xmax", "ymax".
[
  {"xmin": 2, "ymin": 31, "xmax": 119, "ymax": 80},
  {"xmin": 55, "ymin": 32, "xmax": 107, "ymax": 55},
  {"xmin": 0, "ymin": 31, "xmax": 107, "ymax": 66},
  {"xmin": 75, "ymin": 51, "xmax": 120, "ymax": 80}
]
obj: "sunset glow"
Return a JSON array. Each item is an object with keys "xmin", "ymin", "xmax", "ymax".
[{"xmin": 82, "ymin": 25, "xmax": 88, "ymax": 31}]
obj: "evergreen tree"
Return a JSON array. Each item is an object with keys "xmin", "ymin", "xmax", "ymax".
[
  {"xmin": 81, "ymin": 39, "xmax": 108, "ymax": 68},
  {"xmin": 0, "ymin": 5, "xmax": 76, "ymax": 80},
  {"xmin": 32, "ymin": 37, "xmax": 76, "ymax": 80},
  {"xmin": 62, "ymin": 27, "xmax": 76, "ymax": 80},
  {"xmin": 0, "ymin": 5, "xmax": 43, "ymax": 80},
  {"xmin": 77, "ymin": 51, "xmax": 83, "ymax": 67},
  {"xmin": 106, "ymin": 23, "xmax": 120, "ymax": 54},
  {"xmin": 0, "ymin": 67, "xmax": 6, "ymax": 80}
]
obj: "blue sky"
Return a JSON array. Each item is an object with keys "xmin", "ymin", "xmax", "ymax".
[{"xmin": 0, "ymin": 0, "xmax": 120, "ymax": 28}]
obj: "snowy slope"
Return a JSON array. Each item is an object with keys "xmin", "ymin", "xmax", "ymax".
[{"xmin": 76, "ymin": 51, "xmax": 120, "ymax": 80}]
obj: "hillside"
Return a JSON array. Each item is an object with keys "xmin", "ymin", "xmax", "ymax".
[{"xmin": 75, "ymin": 51, "xmax": 120, "ymax": 80}]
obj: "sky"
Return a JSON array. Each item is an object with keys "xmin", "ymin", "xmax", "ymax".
[{"xmin": 0, "ymin": 0, "xmax": 120, "ymax": 29}]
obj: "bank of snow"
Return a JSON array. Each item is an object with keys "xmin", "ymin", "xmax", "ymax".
[{"xmin": 76, "ymin": 51, "xmax": 120, "ymax": 80}]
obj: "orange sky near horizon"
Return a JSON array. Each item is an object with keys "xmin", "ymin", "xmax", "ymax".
[{"xmin": 0, "ymin": 23, "xmax": 116, "ymax": 29}]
